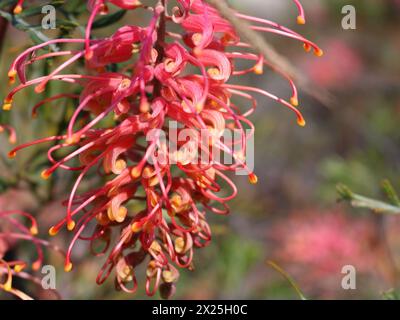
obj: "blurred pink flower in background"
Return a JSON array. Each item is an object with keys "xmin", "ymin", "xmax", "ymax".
[
  {"xmin": 267, "ymin": 208, "xmax": 391, "ymax": 299},
  {"xmin": 271, "ymin": 210, "xmax": 375, "ymax": 277},
  {"xmin": 302, "ymin": 40, "xmax": 362, "ymax": 89}
]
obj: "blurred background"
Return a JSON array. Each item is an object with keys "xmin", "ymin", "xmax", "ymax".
[{"xmin": 1, "ymin": 0, "xmax": 400, "ymax": 299}]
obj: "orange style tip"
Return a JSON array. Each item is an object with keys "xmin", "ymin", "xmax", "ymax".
[
  {"xmin": 253, "ymin": 60, "xmax": 264, "ymax": 75},
  {"xmin": 8, "ymin": 151, "xmax": 16, "ymax": 159},
  {"xmin": 131, "ymin": 167, "xmax": 142, "ymax": 179},
  {"xmin": 314, "ymin": 48, "xmax": 324, "ymax": 57},
  {"xmin": 195, "ymin": 102, "xmax": 204, "ymax": 113},
  {"xmin": 303, "ymin": 43, "xmax": 311, "ymax": 53},
  {"xmin": 65, "ymin": 134, "xmax": 79, "ymax": 145},
  {"xmin": 32, "ymin": 261, "xmax": 41, "ymax": 271},
  {"xmin": 8, "ymin": 70, "xmax": 16, "ymax": 84},
  {"xmin": 131, "ymin": 223, "xmax": 142, "ymax": 233},
  {"xmin": 8, "ymin": 69, "xmax": 17, "ymax": 77},
  {"xmin": 34, "ymin": 84, "xmax": 45, "ymax": 93},
  {"xmin": 139, "ymin": 103, "xmax": 150, "ymax": 113},
  {"xmin": 30, "ymin": 226, "xmax": 38, "ymax": 235},
  {"xmin": 2, "ymin": 103, "xmax": 12, "ymax": 111},
  {"xmin": 14, "ymin": 264, "xmax": 25, "ymax": 273},
  {"xmin": 85, "ymin": 50, "xmax": 93, "ymax": 60},
  {"xmin": 254, "ymin": 66, "xmax": 263, "ymax": 75},
  {"xmin": 297, "ymin": 118, "xmax": 306, "ymax": 127},
  {"xmin": 41, "ymin": 169, "xmax": 51, "ymax": 180},
  {"xmin": 64, "ymin": 262, "xmax": 73, "ymax": 273},
  {"xmin": 13, "ymin": 5, "xmax": 22, "ymax": 14},
  {"xmin": 67, "ymin": 220, "xmax": 76, "ymax": 231},
  {"xmin": 65, "ymin": 137, "xmax": 73, "ymax": 145},
  {"xmin": 193, "ymin": 47, "xmax": 202, "ymax": 56},
  {"xmin": 290, "ymin": 97, "xmax": 299, "ymax": 107},
  {"xmin": 297, "ymin": 16, "xmax": 306, "ymax": 25},
  {"xmin": 3, "ymin": 282, "xmax": 12, "ymax": 292},
  {"xmin": 248, "ymin": 173, "xmax": 258, "ymax": 185},
  {"xmin": 48, "ymin": 226, "xmax": 59, "ymax": 236},
  {"xmin": 99, "ymin": 4, "xmax": 109, "ymax": 14}
]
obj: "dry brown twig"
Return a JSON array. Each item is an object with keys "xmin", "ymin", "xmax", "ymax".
[{"xmin": 206, "ymin": 0, "xmax": 334, "ymax": 107}]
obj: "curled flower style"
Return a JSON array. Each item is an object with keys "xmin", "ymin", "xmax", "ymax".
[{"xmin": 4, "ymin": 0, "xmax": 322, "ymax": 297}]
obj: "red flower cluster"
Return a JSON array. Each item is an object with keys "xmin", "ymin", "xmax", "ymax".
[{"xmin": 3, "ymin": 0, "xmax": 321, "ymax": 297}]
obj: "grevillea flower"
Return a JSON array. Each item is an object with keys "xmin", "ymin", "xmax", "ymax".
[
  {"xmin": 3, "ymin": 0, "xmax": 322, "ymax": 297},
  {"xmin": 0, "ymin": 210, "xmax": 63, "ymax": 299}
]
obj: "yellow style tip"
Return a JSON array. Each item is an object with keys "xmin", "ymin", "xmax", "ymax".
[
  {"xmin": 67, "ymin": 220, "xmax": 76, "ymax": 231},
  {"xmin": 13, "ymin": 5, "xmax": 22, "ymax": 14},
  {"xmin": 139, "ymin": 101, "xmax": 150, "ymax": 114},
  {"xmin": 65, "ymin": 134, "xmax": 80, "ymax": 145},
  {"xmin": 131, "ymin": 222, "xmax": 142, "ymax": 233},
  {"xmin": 253, "ymin": 61, "xmax": 264, "ymax": 75},
  {"xmin": 131, "ymin": 166, "xmax": 142, "ymax": 179},
  {"xmin": 41, "ymin": 169, "xmax": 51, "ymax": 180},
  {"xmin": 49, "ymin": 226, "xmax": 59, "ymax": 236},
  {"xmin": 34, "ymin": 84, "xmax": 45, "ymax": 94},
  {"xmin": 2, "ymin": 103, "xmax": 12, "ymax": 111},
  {"xmin": 3, "ymin": 282, "xmax": 12, "ymax": 292},
  {"xmin": 290, "ymin": 97, "xmax": 299, "ymax": 107},
  {"xmin": 8, "ymin": 151, "xmax": 16, "ymax": 159},
  {"xmin": 8, "ymin": 70, "xmax": 17, "ymax": 84},
  {"xmin": 195, "ymin": 102, "xmax": 204, "ymax": 113},
  {"xmin": 85, "ymin": 50, "xmax": 93, "ymax": 60},
  {"xmin": 314, "ymin": 48, "xmax": 324, "ymax": 57},
  {"xmin": 64, "ymin": 262, "xmax": 73, "ymax": 273},
  {"xmin": 7, "ymin": 70, "xmax": 16, "ymax": 78},
  {"xmin": 303, "ymin": 43, "xmax": 311, "ymax": 53},
  {"xmin": 32, "ymin": 260, "xmax": 41, "ymax": 271},
  {"xmin": 14, "ymin": 264, "xmax": 25, "ymax": 273},
  {"xmin": 193, "ymin": 47, "xmax": 202, "ymax": 57},
  {"xmin": 297, "ymin": 117, "xmax": 306, "ymax": 127},
  {"xmin": 248, "ymin": 173, "xmax": 258, "ymax": 185},
  {"xmin": 297, "ymin": 16, "xmax": 305, "ymax": 25},
  {"xmin": 30, "ymin": 225, "xmax": 38, "ymax": 236}
]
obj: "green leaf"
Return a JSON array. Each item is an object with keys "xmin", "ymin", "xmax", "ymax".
[
  {"xmin": 336, "ymin": 183, "xmax": 354, "ymax": 201},
  {"xmin": 337, "ymin": 183, "xmax": 400, "ymax": 215},
  {"xmin": 19, "ymin": 1, "xmax": 65, "ymax": 18},
  {"xmin": 56, "ymin": 18, "xmax": 80, "ymax": 29},
  {"xmin": 381, "ymin": 179, "xmax": 400, "ymax": 206},
  {"xmin": 382, "ymin": 289, "xmax": 400, "ymax": 300},
  {"xmin": 92, "ymin": 9, "xmax": 126, "ymax": 29},
  {"xmin": 267, "ymin": 260, "xmax": 307, "ymax": 300}
]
